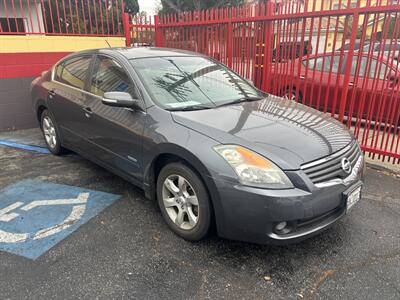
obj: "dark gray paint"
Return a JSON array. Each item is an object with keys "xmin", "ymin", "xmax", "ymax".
[{"xmin": 31, "ymin": 47, "xmax": 365, "ymax": 244}]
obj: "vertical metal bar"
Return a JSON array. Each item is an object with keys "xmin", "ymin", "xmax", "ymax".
[
  {"xmin": 74, "ymin": 0, "xmax": 80, "ymax": 34},
  {"xmin": 122, "ymin": 12, "xmax": 131, "ymax": 46},
  {"xmin": 41, "ymin": 0, "xmax": 49, "ymax": 33},
  {"xmin": 55, "ymin": 0, "xmax": 62, "ymax": 33},
  {"xmin": 26, "ymin": 0, "xmax": 35, "ymax": 33},
  {"xmin": 47, "ymin": 0, "xmax": 55, "ymax": 33},
  {"xmin": 110, "ymin": 0, "xmax": 116, "ymax": 35},
  {"xmin": 338, "ymin": 12, "xmax": 359, "ymax": 121},
  {"xmin": 93, "ymin": 0, "xmax": 98, "ymax": 34},
  {"xmin": 87, "ymin": 0, "xmax": 93, "ymax": 34},
  {"xmin": 11, "ymin": 0, "xmax": 18, "ymax": 33},
  {"xmin": 104, "ymin": 0, "xmax": 110, "ymax": 35},
  {"xmin": 18, "ymin": 0, "xmax": 26, "ymax": 33},
  {"xmin": 227, "ymin": 7, "xmax": 233, "ymax": 68},
  {"xmin": 99, "ymin": 0, "xmax": 104, "ymax": 34},
  {"xmin": 68, "ymin": 0, "xmax": 75, "ymax": 34}
]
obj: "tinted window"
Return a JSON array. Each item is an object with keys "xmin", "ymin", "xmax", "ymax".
[
  {"xmin": 54, "ymin": 63, "xmax": 63, "ymax": 82},
  {"xmin": 304, "ymin": 56, "xmax": 340, "ymax": 73},
  {"xmin": 90, "ymin": 56, "xmax": 136, "ymax": 98},
  {"xmin": 350, "ymin": 56, "xmax": 388, "ymax": 79},
  {"xmin": 58, "ymin": 56, "xmax": 91, "ymax": 89}
]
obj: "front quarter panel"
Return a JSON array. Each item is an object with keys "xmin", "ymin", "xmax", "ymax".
[{"xmin": 142, "ymin": 106, "xmax": 242, "ymax": 234}]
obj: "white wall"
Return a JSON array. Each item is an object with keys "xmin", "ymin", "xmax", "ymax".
[{"xmin": 0, "ymin": 0, "xmax": 45, "ymax": 33}]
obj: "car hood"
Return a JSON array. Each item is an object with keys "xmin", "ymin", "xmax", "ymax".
[{"xmin": 171, "ymin": 95, "xmax": 353, "ymax": 170}]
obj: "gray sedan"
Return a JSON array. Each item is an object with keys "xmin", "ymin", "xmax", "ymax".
[{"xmin": 31, "ymin": 47, "xmax": 365, "ymax": 244}]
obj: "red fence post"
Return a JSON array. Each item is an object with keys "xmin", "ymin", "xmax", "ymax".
[
  {"xmin": 338, "ymin": 11, "xmax": 359, "ymax": 122},
  {"xmin": 262, "ymin": 2, "xmax": 275, "ymax": 92},
  {"xmin": 227, "ymin": 9, "xmax": 233, "ymax": 68},
  {"xmin": 122, "ymin": 12, "xmax": 131, "ymax": 46},
  {"xmin": 154, "ymin": 15, "xmax": 164, "ymax": 47}
]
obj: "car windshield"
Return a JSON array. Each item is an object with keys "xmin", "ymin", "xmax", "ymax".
[{"xmin": 131, "ymin": 56, "xmax": 263, "ymax": 110}]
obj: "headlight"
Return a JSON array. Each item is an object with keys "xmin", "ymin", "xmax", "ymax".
[{"xmin": 214, "ymin": 145, "xmax": 293, "ymax": 189}]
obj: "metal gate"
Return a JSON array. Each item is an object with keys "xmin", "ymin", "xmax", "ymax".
[{"xmin": 124, "ymin": 0, "xmax": 400, "ymax": 163}]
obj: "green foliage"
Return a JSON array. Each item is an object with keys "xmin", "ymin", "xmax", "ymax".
[
  {"xmin": 159, "ymin": 0, "xmax": 245, "ymax": 14},
  {"xmin": 42, "ymin": 0, "xmax": 139, "ymax": 35},
  {"xmin": 124, "ymin": 0, "xmax": 140, "ymax": 14}
]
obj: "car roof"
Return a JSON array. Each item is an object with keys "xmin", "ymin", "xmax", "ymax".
[{"xmin": 76, "ymin": 47, "xmax": 204, "ymax": 60}]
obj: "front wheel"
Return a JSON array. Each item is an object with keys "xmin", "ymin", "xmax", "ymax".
[
  {"xmin": 40, "ymin": 109, "xmax": 64, "ymax": 155},
  {"xmin": 284, "ymin": 88, "xmax": 302, "ymax": 102},
  {"xmin": 157, "ymin": 162, "xmax": 211, "ymax": 241}
]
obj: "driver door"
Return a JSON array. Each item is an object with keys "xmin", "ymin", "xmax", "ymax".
[{"xmin": 82, "ymin": 55, "xmax": 146, "ymax": 181}]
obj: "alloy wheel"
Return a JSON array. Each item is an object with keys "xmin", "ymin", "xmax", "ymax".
[
  {"xmin": 161, "ymin": 174, "xmax": 199, "ymax": 230},
  {"xmin": 42, "ymin": 116, "xmax": 57, "ymax": 149}
]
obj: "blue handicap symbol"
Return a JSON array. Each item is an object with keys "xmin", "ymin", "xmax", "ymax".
[{"xmin": 0, "ymin": 179, "xmax": 120, "ymax": 260}]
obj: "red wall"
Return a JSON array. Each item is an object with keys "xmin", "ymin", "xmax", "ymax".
[{"xmin": 0, "ymin": 52, "xmax": 71, "ymax": 79}]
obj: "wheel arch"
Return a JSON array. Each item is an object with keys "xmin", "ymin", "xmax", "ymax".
[
  {"xmin": 35, "ymin": 99, "xmax": 48, "ymax": 124},
  {"xmin": 144, "ymin": 145, "xmax": 215, "ymax": 201},
  {"xmin": 144, "ymin": 146, "xmax": 221, "ymax": 233}
]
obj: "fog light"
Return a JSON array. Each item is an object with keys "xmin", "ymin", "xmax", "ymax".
[
  {"xmin": 275, "ymin": 221, "xmax": 287, "ymax": 231},
  {"xmin": 274, "ymin": 221, "xmax": 292, "ymax": 235}
]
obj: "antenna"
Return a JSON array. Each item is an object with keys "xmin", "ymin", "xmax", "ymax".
[{"xmin": 105, "ymin": 40, "xmax": 111, "ymax": 48}]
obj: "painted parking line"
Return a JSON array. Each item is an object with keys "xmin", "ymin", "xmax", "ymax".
[
  {"xmin": 0, "ymin": 140, "xmax": 50, "ymax": 154},
  {"xmin": 0, "ymin": 179, "xmax": 120, "ymax": 260}
]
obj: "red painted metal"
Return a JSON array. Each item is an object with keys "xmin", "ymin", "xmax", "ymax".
[
  {"xmin": 123, "ymin": 1, "xmax": 400, "ymax": 162},
  {"xmin": 0, "ymin": 0, "xmax": 124, "ymax": 36}
]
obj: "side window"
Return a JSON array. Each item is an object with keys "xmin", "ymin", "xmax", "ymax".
[
  {"xmin": 304, "ymin": 56, "xmax": 334, "ymax": 72},
  {"xmin": 89, "ymin": 56, "xmax": 136, "ymax": 98},
  {"xmin": 369, "ymin": 59, "xmax": 388, "ymax": 80},
  {"xmin": 54, "ymin": 63, "xmax": 64, "ymax": 81},
  {"xmin": 349, "ymin": 57, "xmax": 387, "ymax": 80},
  {"xmin": 58, "ymin": 56, "xmax": 91, "ymax": 89},
  {"xmin": 303, "ymin": 57, "xmax": 325, "ymax": 71}
]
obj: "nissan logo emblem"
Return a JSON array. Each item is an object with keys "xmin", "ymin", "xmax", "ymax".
[{"xmin": 341, "ymin": 157, "xmax": 352, "ymax": 174}]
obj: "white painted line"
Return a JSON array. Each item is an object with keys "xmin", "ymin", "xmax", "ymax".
[
  {"xmin": 0, "ymin": 202, "xmax": 24, "ymax": 222},
  {"xmin": 0, "ymin": 229, "xmax": 28, "ymax": 243},
  {"xmin": 33, "ymin": 204, "xmax": 86, "ymax": 240},
  {"xmin": 20, "ymin": 193, "xmax": 89, "ymax": 211}
]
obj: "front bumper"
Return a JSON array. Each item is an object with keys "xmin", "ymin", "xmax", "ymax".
[{"xmin": 206, "ymin": 160, "xmax": 365, "ymax": 245}]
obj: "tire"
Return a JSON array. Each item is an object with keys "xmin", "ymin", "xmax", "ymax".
[
  {"xmin": 284, "ymin": 88, "xmax": 302, "ymax": 102},
  {"xmin": 40, "ymin": 109, "xmax": 64, "ymax": 155},
  {"xmin": 157, "ymin": 162, "xmax": 211, "ymax": 241}
]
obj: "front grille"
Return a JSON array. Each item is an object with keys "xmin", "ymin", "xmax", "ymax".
[{"xmin": 301, "ymin": 142, "xmax": 361, "ymax": 184}]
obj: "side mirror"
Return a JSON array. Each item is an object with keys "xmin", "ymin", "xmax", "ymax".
[{"xmin": 102, "ymin": 92, "xmax": 142, "ymax": 110}]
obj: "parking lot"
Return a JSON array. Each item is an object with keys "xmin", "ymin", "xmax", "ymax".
[{"xmin": 0, "ymin": 129, "xmax": 399, "ymax": 300}]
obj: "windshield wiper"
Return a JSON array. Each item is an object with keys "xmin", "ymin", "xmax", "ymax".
[
  {"xmin": 218, "ymin": 96, "xmax": 264, "ymax": 107},
  {"xmin": 167, "ymin": 105, "xmax": 214, "ymax": 111}
]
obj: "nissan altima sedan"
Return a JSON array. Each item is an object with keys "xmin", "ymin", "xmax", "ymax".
[{"xmin": 31, "ymin": 47, "xmax": 365, "ymax": 244}]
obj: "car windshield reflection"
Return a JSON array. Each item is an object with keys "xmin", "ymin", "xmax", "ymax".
[{"xmin": 131, "ymin": 56, "xmax": 263, "ymax": 111}]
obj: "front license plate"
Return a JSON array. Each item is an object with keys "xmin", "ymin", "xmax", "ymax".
[{"xmin": 346, "ymin": 186, "xmax": 362, "ymax": 211}]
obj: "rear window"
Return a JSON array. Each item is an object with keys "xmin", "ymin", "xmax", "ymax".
[{"xmin": 55, "ymin": 56, "xmax": 92, "ymax": 90}]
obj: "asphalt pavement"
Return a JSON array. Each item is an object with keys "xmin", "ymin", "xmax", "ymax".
[{"xmin": 0, "ymin": 130, "xmax": 399, "ymax": 300}]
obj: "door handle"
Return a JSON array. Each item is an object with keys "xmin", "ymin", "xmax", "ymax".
[
  {"xmin": 83, "ymin": 107, "xmax": 93, "ymax": 118},
  {"xmin": 48, "ymin": 90, "xmax": 56, "ymax": 99},
  {"xmin": 349, "ymin": 81, "xmax": 354, "ymax": 86},
  {"xmin": 299, "ymin": 75, "xmax": 306, "ymax": 80}
]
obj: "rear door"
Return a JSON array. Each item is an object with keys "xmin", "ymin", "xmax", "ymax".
[
  {"xmin": 82, "ymin": 54, "xmax": 146, "ymax": 181},
  {"xmin": 299, "ymin": 54, "xmax": 342, "ymax": 112},
  {"xmin": 347, "ymin": 55, "xmax": 397, "ymax": 122},
  {"xmin": 49, "ymin": 55, "xmax": 93, "ymax": 149}
]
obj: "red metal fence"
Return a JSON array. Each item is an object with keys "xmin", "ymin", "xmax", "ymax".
[
  {"xmin": 0, "ymin": 0, "xmax": 124, "ymax": 36},
  {"xmin": 126, "ymin": 0, "xmax": 400, "ymax": 163}
]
